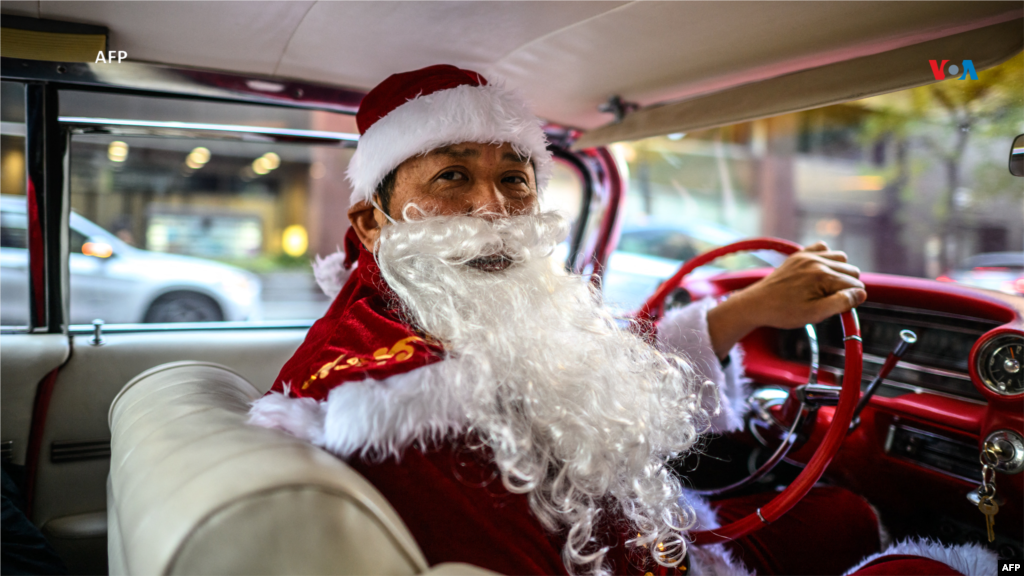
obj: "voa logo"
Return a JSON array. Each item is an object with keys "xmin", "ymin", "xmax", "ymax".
[{"xmin": 929, "ymin": 59, "xmax": 978, "ymax": 80}]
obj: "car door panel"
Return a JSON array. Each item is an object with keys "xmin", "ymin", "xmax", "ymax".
[
  {"xmin": 0, "ymin": 334, "xmax": 71, "ymax": 466},
  {"xmin": 31, "ymin": 327, "xmax": 305, "ymax": 573}
]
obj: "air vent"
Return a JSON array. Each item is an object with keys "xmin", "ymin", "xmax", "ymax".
[
  {"xmin": 1, "ymin": 440, "xmax": 12, "ymax": 463},
  {"xmin": 50, "ymin": 439, "xmax": 110, "ymax": 463},
  {"xmin": 884, "ymin": 423, "xmax": 980, "ymax": 483}
]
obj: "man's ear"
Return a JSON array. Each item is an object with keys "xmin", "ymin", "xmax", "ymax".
[{"xmin": 348, "ymin": 200, "xmax": 381, "ymax": 251}]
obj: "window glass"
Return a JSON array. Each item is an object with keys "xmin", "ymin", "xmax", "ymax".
[
  {"xmin": 1, "ymin": 80, "xmax": 27, "ymax": 327},
  {"xmin": 539, "ymin": 159, "xmax": 585, "ymax": 265},
  {"xmin": 603, "ymin": 53, "xmax": 1024, "ymax": 312},
  {"xmin": 61, "ymin": 88, "xmax": 357, "ymax": 326}
]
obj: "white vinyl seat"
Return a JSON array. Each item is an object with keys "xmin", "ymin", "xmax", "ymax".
[{"xmin": 107, "ymin": 361, "xmax": 497, "ymax": 576}]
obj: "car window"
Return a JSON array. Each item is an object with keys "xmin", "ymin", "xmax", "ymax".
[
  {"xmin": 603, "ymin": 52, "xmax": 1023, "ymax": 310},
  {"xmin": 617, "ymin": 231, "xmax": 658, "ymax": 256},
  {"xmin": 1, "ymin": 80, "xmax": 28, "ymax": 327},
  {"xmin": 618, "ymin": 230, "xmax": 765, "ymax": 269},
  {"xmin": 957, "ymin": 253, "xmax": 1024, "ymax": 272},
  {"xmin": 6, "ymin": 87, "xmax": 591, "ymax": 329},
  {"xmin": 60, "ymin": 91, "xmax": 360, "ymax": 326},
  {"xmin": 1, "ymin": 211, "xmax": 27, "ymax": 249},
  {"xmin": 537, "ymin": 159, "xmax": 586, "ymax": 264}
]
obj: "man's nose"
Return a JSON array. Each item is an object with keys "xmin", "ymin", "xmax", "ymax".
[{"xmin": 464, "ymin": 180, "xmax": 509, "ymax": 220}]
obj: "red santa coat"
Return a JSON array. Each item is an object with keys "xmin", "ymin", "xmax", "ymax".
[{"xmin": 250, "ymin": 231, "xmax": 986, "ymax": 576}]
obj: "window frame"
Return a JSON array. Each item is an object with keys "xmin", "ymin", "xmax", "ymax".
[{"xmin": 1, "ymin": 57, "xmax": 620, "ymax": 334}]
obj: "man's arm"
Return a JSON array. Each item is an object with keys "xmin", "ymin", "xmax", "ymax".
[
  {"xmin": 657, "ymin": 241, "xmax": 864, "ymax": 433},
  {"xmin": 659, "ymin": 298, "xmax": 751, "ymax": 432},
  {"xmin": 706, "ymin": 241, "xmax": 866, "ymax": 360}
]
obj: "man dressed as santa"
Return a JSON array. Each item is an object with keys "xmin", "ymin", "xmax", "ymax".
[{"xmin": 250, "ymin": 65, "xmax": 994, "ymax": 576}]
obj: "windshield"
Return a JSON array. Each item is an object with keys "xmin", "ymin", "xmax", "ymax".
[{"xmin": 603, "ymin": 53, "xmax": 1023, "ymax": 311}]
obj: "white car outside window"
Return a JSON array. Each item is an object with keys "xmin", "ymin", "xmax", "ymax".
[{"xmin": 0, "ymin": 195, "xmax": 261, "ymax": 326}]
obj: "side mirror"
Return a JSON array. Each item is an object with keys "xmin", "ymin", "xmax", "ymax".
[
  {"xmin": 1010, "ymin": 134, "xmax": 1024, "ymax": 177},
  {"xmin": 82, "ymin": 238, "xmax": 115, "ymax": 259}
]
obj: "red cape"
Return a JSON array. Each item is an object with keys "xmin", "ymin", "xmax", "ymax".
[{"xmin": 269, "ymin": 228, "xmax": 443, "ymax": 401}]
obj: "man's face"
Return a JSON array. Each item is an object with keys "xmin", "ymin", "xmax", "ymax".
[
  {"xmin": 351, "ymin": 142, "xmax": 539, "ymax": 251},
  {"xmin": 385, "ymin": 141, "xmax": 537, "ymax": 218}
]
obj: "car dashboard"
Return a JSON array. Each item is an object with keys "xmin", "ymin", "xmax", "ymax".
[{"xmin": 681, "ymin": 269, "xmax": 1024, "ymax": 560}]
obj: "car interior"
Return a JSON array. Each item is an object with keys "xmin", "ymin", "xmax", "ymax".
[{"xmin": 0, "ymin": 2, "xmax": 1022, "ymax": 574}]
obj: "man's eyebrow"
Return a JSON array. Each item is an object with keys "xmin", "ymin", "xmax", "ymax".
[
  {"xmin": 502, "ymin": 151, "xmax": 530, "ymax": 164},
  {"xmin": 429, "ymin": 146, "xmax": 479, "ymax": 159}
]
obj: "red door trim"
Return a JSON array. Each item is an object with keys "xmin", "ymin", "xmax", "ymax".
[{"xmin": 24, "ymin": 367, "xmax": 60, "ymax": 519}]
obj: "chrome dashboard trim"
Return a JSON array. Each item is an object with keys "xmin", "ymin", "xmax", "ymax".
[
  {"xmin": 883, "ymin": 422, "xmax": 982, "ymax": 484},
  {"xmin": 822, "ymin": 346, "xmax": 973, "ymax": 382},
  {"xmin": 856, "ymin": 301, "xmax": 1009, "ymax": 326},
  {"xmin": 822, "ymin": 363, "xmax": 987, "ymax": 406}
]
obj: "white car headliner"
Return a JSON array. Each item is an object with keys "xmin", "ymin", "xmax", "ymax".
[{"xmin": 3, "ymin": 1, "xmax": 1022, "ymax": 142}]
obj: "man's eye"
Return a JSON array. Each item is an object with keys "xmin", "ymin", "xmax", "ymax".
[
  {"xmin": 503, "ymin": 175, "xmax": 526, "ymax": 185},
  {"xmin": 438, "ymin": 170, "xmax": 465, "ymax": 181}
]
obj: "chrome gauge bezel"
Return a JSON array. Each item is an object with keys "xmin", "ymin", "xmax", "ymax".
[{"xmin": 976, "ymin": 333, "xmax": 1024, "ymax": 397}]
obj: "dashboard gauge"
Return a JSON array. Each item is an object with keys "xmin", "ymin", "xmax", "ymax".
[{"xmin": 976, "ymin": 334, "xmax": 1024, "ymax": 396}]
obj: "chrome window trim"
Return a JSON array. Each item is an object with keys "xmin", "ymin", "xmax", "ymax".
[
  {"xmin": 60, "ymin": 116, "xmax": 358, "ymax": 146},
  {"xmin": 66, "ymin": 320, "xmax": 316, "ymax": 335},
  {"xmin": 1, "ymin": 57, "xmax": 363, "ymax": 115}
]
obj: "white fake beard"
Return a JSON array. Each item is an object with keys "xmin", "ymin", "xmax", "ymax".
[{"xmin": 376, "ymin": 209, "xmax": 718, "ymax": 575}]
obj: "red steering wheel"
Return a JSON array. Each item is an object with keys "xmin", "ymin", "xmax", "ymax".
[{"xmin": 637, "ymin": 238, "xmax": 863, "ymax": 545}]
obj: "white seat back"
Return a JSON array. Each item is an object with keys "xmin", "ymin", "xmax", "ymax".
[{"xmin": 107, "ymin": 361, "xmax": 432, "ymax": 575}]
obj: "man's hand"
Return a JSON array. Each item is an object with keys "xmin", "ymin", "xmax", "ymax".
[{"xmin": 706, "ymin": 241, "xmax": 867, "ymax": 359}]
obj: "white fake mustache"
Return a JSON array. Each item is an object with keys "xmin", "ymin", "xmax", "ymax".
[{"xmin": 377, "ymin": 207, "xmax": 568, "ymax": 272}]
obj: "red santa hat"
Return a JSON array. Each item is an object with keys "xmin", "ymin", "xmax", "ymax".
[{"xmin": 346, "ymin": 64, "xmax": 554, "ymax": 206}]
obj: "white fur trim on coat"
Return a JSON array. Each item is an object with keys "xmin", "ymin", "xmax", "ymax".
[
  {"xmin": 249, "ymin": 367, "xmax": 753, "ymax": 575},
  {"xmin": 249, "ymin": 361, "xmax": 468, "ymax": 459},
  {"xmin": 246, "ymin": 385, "xmax": 327, "ymax": 445},
  {"xmin": 844, "ymin": 538, "xmax": 998, "ymax": 576},
  {"xmin": 659, "ymin": 298, "xmax": 751, "ymax": 433},
  {"xmin": 251, "ymin": 298, "xmax": 749, "ymax": 452},
  {"xmin": 346, "ymin": 82, "xmax": 554, "ymax": 205},
  {"xmin": 681, "ymin": 490, "xmax": 754, "ymax": 576},
  {"xmin": 311, "ymin": 249, "xmax": 352, "ymax": 299}
]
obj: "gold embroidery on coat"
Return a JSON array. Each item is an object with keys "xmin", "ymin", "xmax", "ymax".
[{"xmin": 302, "ymin": 336, "xmax": 424, "ymax": 389}]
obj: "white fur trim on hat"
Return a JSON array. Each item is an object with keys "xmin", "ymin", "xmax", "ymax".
[{"xmin": 346, "ymin": 82, "xmax": 554, "ymax": 205}]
